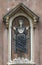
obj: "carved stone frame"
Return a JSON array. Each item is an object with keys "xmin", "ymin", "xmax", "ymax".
[{"xmin": 3, "ymin": 3, "xmax": 39, "ymax": 65}]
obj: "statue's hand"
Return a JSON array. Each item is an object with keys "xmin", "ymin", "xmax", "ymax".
[
  {"xmin": 13, "ymin": 26, "xmax": 16, "ymax": 30},
  {"xmin": 26, "ymin": 26, "xmax": 29, "ymax": 30}
]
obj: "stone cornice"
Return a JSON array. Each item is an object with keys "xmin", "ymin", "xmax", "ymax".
[{"xmin": 3, "ymin": 3, "xmax": 39, "ymax": 29}]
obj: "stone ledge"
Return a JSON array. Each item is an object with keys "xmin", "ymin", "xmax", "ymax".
[
  {"xmin": 7, "ymin": 62, "xmax": 35, "ymax": 65},
  {"xmin": 7, "ymin": 59, "xmax": 35, "ymax": 65},
  {"xmin": 7, "ymin": 63, "xmax": 35, "ymax": 65}
]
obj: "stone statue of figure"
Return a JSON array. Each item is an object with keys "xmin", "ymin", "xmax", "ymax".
[
  {"xmin": 13, "ymin": 20, "xmax": 29, "ymax": 33},
  {"xmin": 13, "ymin": 20, "xmax": 29, "ymax": 57}
]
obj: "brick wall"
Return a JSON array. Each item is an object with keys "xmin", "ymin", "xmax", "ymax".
[{"xmin": 0, "ymin": 0, "xmax": 42, "ymax": 65}]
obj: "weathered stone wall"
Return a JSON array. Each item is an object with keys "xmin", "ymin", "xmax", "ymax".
[{"xmin": 0, "ymin": 0, "xmax": 42, "ymax": 65}]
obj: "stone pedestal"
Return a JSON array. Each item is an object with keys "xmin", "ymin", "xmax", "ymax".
[{"xmin": 7, "ymin": 58, "xmax": 35, "ymax": 65}]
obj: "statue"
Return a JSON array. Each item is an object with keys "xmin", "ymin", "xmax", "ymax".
[{"xmin": 13, "ymin": 20, "xmax": 29, "ymax": 58}]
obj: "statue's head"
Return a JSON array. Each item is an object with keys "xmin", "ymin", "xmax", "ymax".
[{"xmin": 19, "ymin": 20, "xmax": 23, "ymax": 26}]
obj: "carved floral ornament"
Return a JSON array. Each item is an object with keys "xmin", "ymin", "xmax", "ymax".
[{"xmin": 3, "ymin": 3, "xmax": 39, "ymax": 29}]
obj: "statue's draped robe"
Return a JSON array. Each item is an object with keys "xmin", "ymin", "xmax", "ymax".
[{"xmin": 14, "ymin": 27, "xmax": 27, "ymax": 53}]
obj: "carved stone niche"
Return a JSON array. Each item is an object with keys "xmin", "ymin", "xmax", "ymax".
[{"xmin": 3, "ymin": 3, "xmax": 39, "ymax": 65}]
